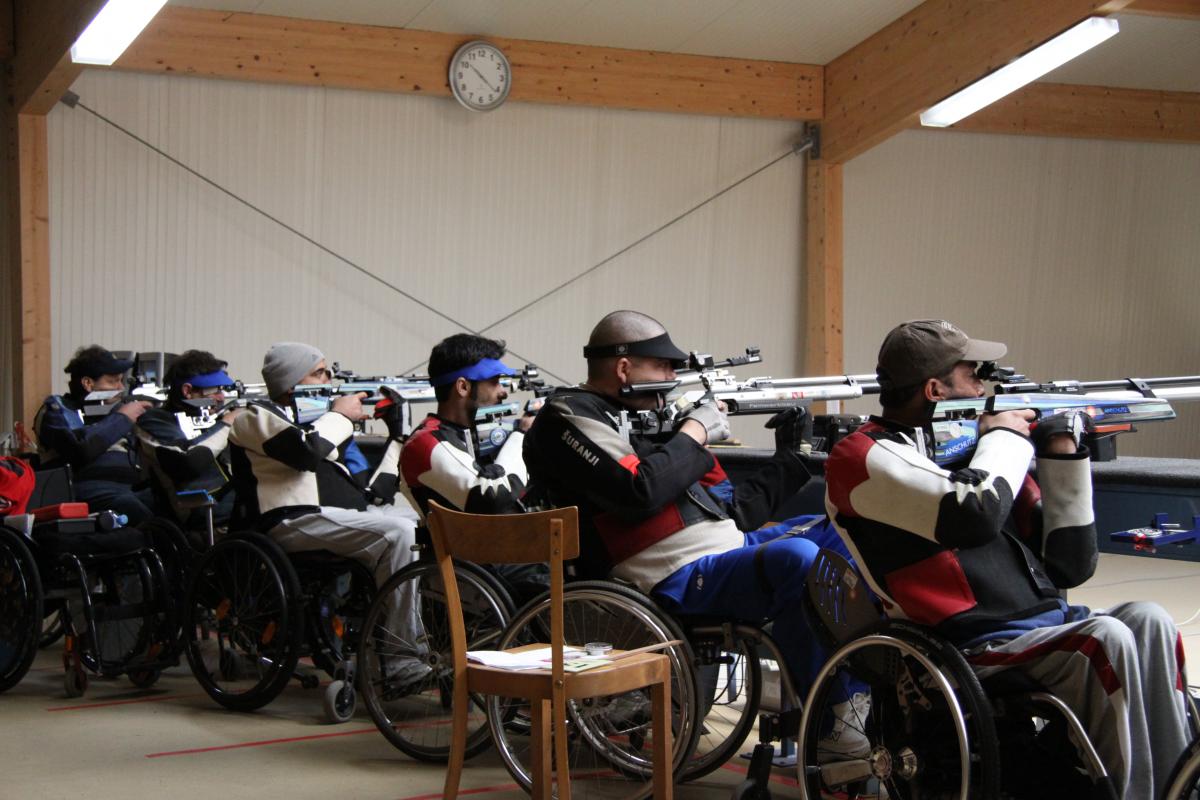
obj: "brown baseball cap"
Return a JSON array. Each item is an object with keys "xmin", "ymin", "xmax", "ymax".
[{"xmin": 876, "ymin": 319, "xmax": 1007, "ymax": 388}]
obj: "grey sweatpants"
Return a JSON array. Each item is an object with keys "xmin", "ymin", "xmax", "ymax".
[
  {"xmin": 966, "ymin": 601, "xmax": 1190, "ymax": 800},
  {"xmin": 271, "ymin": 504, "xmax": 420, "ymax": 635}
]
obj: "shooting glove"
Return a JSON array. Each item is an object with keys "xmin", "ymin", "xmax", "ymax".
[
  {"xmin": 374, "ymin": 400, "xmax": 405, "ymax": 441},
  {"xmin": 1031, "ymin": 409, "xmax": 1094, "ymax": 454},
  {"xmin": 683, "ymin": 402, "xmax": 731, "ymax": 444},
  {"xmin": 765, "ymin": 406, "xmax": 808, "ymax": 454}
]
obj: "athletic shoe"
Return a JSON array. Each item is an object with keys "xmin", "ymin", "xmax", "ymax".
[{"xmin": 816, "ymin": 692, "xmax": 871, "ymax": 762}]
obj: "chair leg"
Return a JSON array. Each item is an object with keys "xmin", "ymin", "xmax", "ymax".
[
  {"xmin": 652, "ymin": 677, "xmax": 673, "ymax": 800},
  {"xmin": 530, "ymin": 698, "xmax": 553, "ymax": 800},
  {"xmin": 442, "ymin": 678, "xmax": 470, "ymax": 800},
  {"xmin": 553, "ymin": 693, "xmax": 572, "ymax": 800}
]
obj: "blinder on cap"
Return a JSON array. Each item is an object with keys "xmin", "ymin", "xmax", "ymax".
[
  {"xmin": 430, "ymin": 357, "xmax": 519, "ymax": 387},
  {"xmin": 185, "ymin": 369, "xmax": 235, "ymax": 389},
  {"xmin": 582, "ymin": 332, "xmax": 689, "ymax": 369}
]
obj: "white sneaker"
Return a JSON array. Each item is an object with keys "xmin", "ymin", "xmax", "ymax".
[{"xmin": 816, "ymin": 692, "xmax": 871, "ymax": 762}]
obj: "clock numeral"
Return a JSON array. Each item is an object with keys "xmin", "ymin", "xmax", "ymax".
[
  {"xmin": 460, "ymin": 60, "xmax": 468, "ymax": 69},
  {"xmin": 498, "ymin": 74, "xmax": 505, "ymax": 83},
  {"xmin": 460, "ymin": 82, "xmax": 467, "ymax": 91},
  {"xmin": 487, "ymin": 94, "xmax": 494, "ymax": 102},
  {"xmin": 456, "ymin": 72, "xmax": 463, "ymax": 80}
]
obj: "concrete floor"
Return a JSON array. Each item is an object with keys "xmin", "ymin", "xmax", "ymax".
[{"xmin": 4, "ymin": 551, "xmax": 1200, "ymax": 800}]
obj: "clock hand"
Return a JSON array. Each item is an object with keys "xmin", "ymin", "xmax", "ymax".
[{"xmin": 469, "ymin": 63, "xmax": 499, "ymax": 94}]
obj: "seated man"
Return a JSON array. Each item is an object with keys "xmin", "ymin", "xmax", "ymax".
[
  {"xmin": 376, "ymin": 332, "xmax": 545, "ymax": 604},
  {"xmin": 229, "ymin": 342, "xmax": 419, "ymax": 601},
  {"xmin": 823, "ymin": 318, "xmax": 1190, "ymax": 799},
  {"xmin": 136, "ymin": 350, "xmax": 243, "ymax": 532},
  {"xmin": 523, "ymin": 310, "xmax": 861, "ymax": 752},
  {"xmin": 35, "ymin": 345, "xmax": 154, "ymax": 524}
]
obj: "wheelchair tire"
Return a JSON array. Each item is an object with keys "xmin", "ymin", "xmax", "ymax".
[
  {"xmin": 488, "ymin": 580, "xmax": 701, "ymax": 798},
  {"xmin": 359, "ymin": 560, "xmax": 511, "ymax": 762},
  {"xmin": 0, "ymin": 527, "xmax": 43, "ymax": 693},
  {"xmin": 797, "ymin": 620, "xmax": 1000, "ymax": 800},
  {"xmin": 1165, "ymin": 736, "xmax": 1200, "ymax": 800},
  {"xmin": 323, "ymin": 678, "xmax": 356, "ymax": 724},
  {"xmin": 183, "ymin": 534, "xmax": 302, "ymax": 711},
  {"xmin": 680, "ymin": 627, "xmax": 762, "ymax": 782}
]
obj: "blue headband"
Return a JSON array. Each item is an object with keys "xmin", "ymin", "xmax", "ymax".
[
  {"xmin": 430, "ymin": 358, "xmax": 518, "ymax": 387},
  {"xmin": 186, "ymin": 369, "xmax": 235, "ymax": 389}
]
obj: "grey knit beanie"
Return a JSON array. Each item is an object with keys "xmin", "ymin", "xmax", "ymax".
[{"xmin": 262, "ymin": 342, "xmax": 325, "ymax": 399}]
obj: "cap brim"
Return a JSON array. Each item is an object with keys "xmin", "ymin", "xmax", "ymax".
[
  {"xmin": 962, "ymin": 338, "xmax": 1007, "ymax": 362},
  {"xmin": 187, "ymin": 370, "xmax": 235, "ymax": 388}
]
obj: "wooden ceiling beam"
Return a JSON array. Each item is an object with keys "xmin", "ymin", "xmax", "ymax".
[
  {"xmin": 9, "ymin": 0, "xmax": 108, "ymax": 114},
  {"xmin": 932, "ymin": 82, "xmax": 1200, "ymax": 143},
  {"xmin": 110, "ymin": 6, "xmax": 822, "ymax": 121},
  {"xmin": 1123, "ymin": 0, "xmax": 1200, "ymax": 20},
  {"xmin": 820, "ymin": 0, "xmax": 1136, "ymax": 164}
]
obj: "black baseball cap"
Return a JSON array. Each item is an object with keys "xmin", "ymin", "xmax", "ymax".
[
  {"xmin": 877, "ymin": 320, "xmax": 1006, "ymax": 388},
  {"xmin": 583, "ymin": 332, "xmax": 690, "ymax": 368},
  {"xmin": 64, "ymin": 346, "xmax": 134, "ymax": 379}
]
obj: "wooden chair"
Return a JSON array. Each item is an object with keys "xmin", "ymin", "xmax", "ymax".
[{"xmin": 428, "ymin": 500, "xmax": 673, "ymax": 800}]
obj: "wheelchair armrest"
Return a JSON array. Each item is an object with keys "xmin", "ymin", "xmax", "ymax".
[
  {"xmin": 2, "ymin": 513, "xmax": 35, "ymax": 540},
  {"xmin": 175, "ymin": 489, "xmax": 216, "ymax": 510},
  {"xmin": 29, "ymin": 502, "xmax": 90, "ymax": 522}
]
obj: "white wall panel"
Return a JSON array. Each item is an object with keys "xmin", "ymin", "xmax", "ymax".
[
  {"xmin": 844, "ymin": 130, "xmax": 1200, "ymax": 458},
  {"xmin": 48, "ymin": 70, "xmax": 805, "ymax": 446}
]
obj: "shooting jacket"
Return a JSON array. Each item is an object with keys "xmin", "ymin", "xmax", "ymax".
[
  {"xmin": 823, "ymin": 416, "xmax": 1097, "ymax": 645},
  {"xmin": 393, "ymin": 414, "xmax": 527, "ymax": 520},
  {"xmin": 136, "ymin": 407, "xmax": 232, "ymax": 519},
  {"xmin": 229, "ymin": 401, "xmax": 368, "ymax": 531},
  {"xmin": 34, "ymin": 394, "xmax": 143, "ymax": 484},
  {"xmin": 524, "ymin": 387, "xmax": 808, "ymax": 592}
]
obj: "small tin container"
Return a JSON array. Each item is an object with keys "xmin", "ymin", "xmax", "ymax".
[{"xmin": 585, "ymin": 641, "xmax": 613, "ymax": 656}]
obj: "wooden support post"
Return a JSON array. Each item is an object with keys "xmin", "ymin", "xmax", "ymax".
[
  {"xmin": 15, "ymin": 113, "xmax": 50, "ymax": 426},
  {"xmin": 804, "ymin": 159, "xmax": 843, "ymax": 380}
]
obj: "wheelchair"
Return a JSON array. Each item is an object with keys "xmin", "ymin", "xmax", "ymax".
[
  {"xmin": 356, "ymin": 533, "xmax": 516, "ymax": 761},
  {"xmin": 0, "ymin": 467, "xmax": 183, "ymax": 698},
  {"xmin": 784, "ymin": 548, "xmax": 1124, "ymax": 800},
  {"xmin": 477, "ymin": 574, "xmax": 806, "ymax": 798},
  {"xmin": 182, "ymin": 526, "xmax": 376, "ymax": 721}
]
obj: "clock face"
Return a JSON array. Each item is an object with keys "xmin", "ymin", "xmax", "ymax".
[{"xmin": 449, "ymin": 41, "xmax": 511, "ymax": 112}]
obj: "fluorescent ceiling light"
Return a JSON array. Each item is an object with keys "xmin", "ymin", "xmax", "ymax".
[
  {"xmin": 920, "ymin": 16, "xmax": 1119, "ymax": 128},
  {"xmin": 70, "ymin": 0, "xmax": 168, "ymax": 66}
]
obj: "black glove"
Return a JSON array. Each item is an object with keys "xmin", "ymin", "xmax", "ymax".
[
  {"xmin": 1031, "ymin": 409, "xmax": 1094, "ymax": 454},
  {"xmin": 375, "ymin": 401, "xmax": 405, "ymax": 441},
  {"xmin": 765, "ymin": 406, "xmax": 808, "ymax": 454}
]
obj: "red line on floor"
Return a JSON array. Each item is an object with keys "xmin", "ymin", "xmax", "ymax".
[
  {"xmin": 145, "ymin": 727, "xmax": 379, "ymax": 758},
  {"xmin": 396, "ymin": 782, "xmax": 519, "ymax": 800},
  {"xmin": 48, "ymin": 692, "xmax": 204, "ymax": 712}
]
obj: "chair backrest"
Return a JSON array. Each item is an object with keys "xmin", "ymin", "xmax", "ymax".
[
  {"xmin": 427, "ymin": 501, "xmax": 580, "ymax": 686},
  {"xmin": 29, "ymin": 466, "xmax": 75, "ymax": 507},
  {"xmin": 806, "ymin": 547, "xmax": 883, "ymax": 648}
]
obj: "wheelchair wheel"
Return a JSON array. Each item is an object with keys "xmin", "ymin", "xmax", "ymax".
[
  {"xmin": 89, "ymin": 559, "xmax": 159, "ymax": 675},
  {"xmin": 359, "ymin": 560, "xmax": 511, "ymax": 761},
  {"xmin": 681, "ymin": 628, "xmax": 761, "ymax": 782},
  {"xmin": 183, "ymin": 534, "xmax": 302, "ymax": 711},
  {"xmin": 797, "ymin": 621, "xmax": 1000, "ymax": 800},
  {"xmin": 488, "ymin": 580, "xmax": 701, "ymax": 799},
  {"xmin": 0, "ymin": 528, "xmax": 43, "ymax": 693},
  {"xmin": 1166, "ymin": 735, "xmax": 1200, "ymax": 800}
]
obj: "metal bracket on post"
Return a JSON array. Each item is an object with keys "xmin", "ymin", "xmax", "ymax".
[
  {"xmin": 794, "ymin": 123, "xmax": 821, "ymax": 160},
  {"xmin": 60, "ymin": 90, "xmax": 80, "ymax": 109}
]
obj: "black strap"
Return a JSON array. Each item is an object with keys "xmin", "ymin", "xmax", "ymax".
[{"xmin": 753, "ymin": 541, "xmax": 775, "ymax": 596}]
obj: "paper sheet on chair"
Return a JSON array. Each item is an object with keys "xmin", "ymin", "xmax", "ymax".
[{"xmin": 466, "ymin": 647, "xmax": 586, "ymax": 670}]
